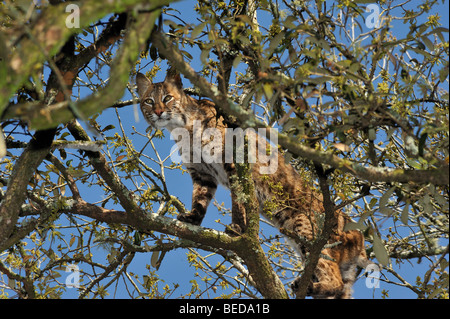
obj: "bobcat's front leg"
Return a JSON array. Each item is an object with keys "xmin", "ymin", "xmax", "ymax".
[{"xmin": 177, "ymin": 174, "xmax": 217, "ymax": 226}]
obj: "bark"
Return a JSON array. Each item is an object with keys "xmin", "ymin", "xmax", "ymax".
[
  {"xmin": 0, "ymin": 5, "xmax": 160, "ymax": 249},
  {"xmin": 150, "ymin": 30, "xmax": 449, "ymax": 186},
  {"xmin": 3, "ymin": 10, "xmax": 160, "ymax": 130},
  {"xmin": 66, "ymin": 120, "xmax": 288, "ymax": 299},
  {"xmin": 17, "ymin": 193, "xmax": 288, "ymax": 298},
  {"xmin": 0, "ymin": 0, "xmax": 172, "ymax": 115},
  {"xmin": 293, "ymin": 164, "xmax": 337, "ymax": 299},
  {"xmin": 0, "ymin": 129, "xmax": 56, "ymax": 246}
]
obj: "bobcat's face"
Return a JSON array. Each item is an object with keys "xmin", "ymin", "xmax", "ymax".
[{"xmin": 136, "ymin": 72, "xmax": 187, "ymax": 130}]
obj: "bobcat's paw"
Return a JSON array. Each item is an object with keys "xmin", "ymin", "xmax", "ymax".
[
  {"xmin": 177, "ymin": 212, "xmax": 202, "ymax": 226},
  {"xmin": 290, "ymin": 275, "xmax": 318, "ymax": 298},
  {"xmin": 297, "ymin": 279, "xmax": 344, "ymax": 299}
]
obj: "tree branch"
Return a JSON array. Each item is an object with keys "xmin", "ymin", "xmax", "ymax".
[
  {"xmin": 67, "ymin": 120, "xmax": 143, "ymax": 220},
  {"xmin": 3, "ymin": 10, "xmax": 161, "ymax": 130},
  {"xmin": 231, "ymin": 162, "xmax": 289, "ymax": 298},
  {"xmin": 0, "ymin": 128, "xmax": 56, "ymax": 248},
  {"xmin": 150, "ymin": 30, "xmax": 449, "ymax": 186},
  {"xmin": 0, "ymin": 0, "xmax": 173, "ymax": 114},
  {"xmin": 293, "ymin": 163, "xmax": 338, "ymax": 299}
]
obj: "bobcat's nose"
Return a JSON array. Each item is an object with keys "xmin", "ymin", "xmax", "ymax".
[{"xmin": 154, "ymin": 109, "xmax": 163, "ymax": 117}]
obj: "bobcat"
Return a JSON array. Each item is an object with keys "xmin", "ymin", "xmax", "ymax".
[{"xmin": 136, "ymin": 70, "xmax": 373, "ymax": 299}]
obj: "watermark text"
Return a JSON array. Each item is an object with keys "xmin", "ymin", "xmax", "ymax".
[{"xmin": 169, "ymin": 121, "xmax": 278, "ymax": 174}]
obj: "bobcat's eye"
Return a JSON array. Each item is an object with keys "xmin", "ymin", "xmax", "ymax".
[
  {"xmin": 143, "ymin": 98, "xmax": 154, "ymax": 106},
  {"xmin": 162, "ymin": 95, "xmax": 173, "ymax": 103}
]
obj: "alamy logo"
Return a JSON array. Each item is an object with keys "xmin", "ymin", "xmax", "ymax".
[
  {"xmin": 365, "ymin": 4, "xmax": 381, "ymax": 29},
  {"xmin": 365, "ymin": 264, "xmax": 381, "ymax": 289},
  {"xmin": 65, "ymin": 4, "xmax": 80, "ymax": 29},
  {"xmin": 65, "ymin": 264, "xmax": 80, "ymax": 288},
  {"xmin": 169, "ymin": 121, "xmax": 278, "ymax": 174}
]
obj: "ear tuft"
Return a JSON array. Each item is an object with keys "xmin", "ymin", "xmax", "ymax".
[
  {"xmin": 164, "ymin": 68, "xmax": 183, "ymax": 89},
  {"xmin": 136, "ymin": 72, "xmax": 152, "ymax": 97}
]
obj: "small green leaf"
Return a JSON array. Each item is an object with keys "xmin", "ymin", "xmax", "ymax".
[
  {"xmin": 420, "ymin": 36, "xmax": 434, "ymax": 51},
  {"xmin": 200, "ymin": 48, "xmax": 210, "ymax": 64},
  {"xmin": 149, "ymin": 45, "xmax": 158, "ymax": 60},
  {"xmin": 369, "ymin": 197, "xmax": 378, "ymax": 209},
  {"xmin": 401, "ymin": 203, "xmax": 409, "ymax": 225},
  {"xmin": 283, "ymin": 16, "xmax": 297, "ymax": 29},
  {"xmin": 134, "ymin": 231, "xmax": 141, "ymax": 246},
  {"xmin": 102, "ymin": 124, "xmax": 115, "ymax": 132},
  {"xmin": 232, "ymin": 55, "xmax": 242, "ymax": 69},
  {"xmin": 379, "ymin": 186, "xmax": 395, "ymax": 214},
  {"xmin": 68, "ymin": 168, "xmax": 87, "ymax": 178},
  {"xmin": 433, "ymin": 191, "xmax": 446, "ymax": 207},
  {"xmin": 60, "ymin": 132, "xmax": 70, "ymax": 139},
  {"xmin": 415, "ymin": 40, "xmax": 426, "ymax": 50},
  {"xmin": 406, "ymin": 158, "xmax": 422, "ymax": 169},
  {"xmin": 427, "ymin": 288, "xmax": 443, "ymax": 299},
  {"xmin": 418, "ymin": 133, "xmax": 427, "ymax": 157},
  {"xmin": 151, "ymin": 251, "xmax": 160, "ymax": 268},
  {"xmin": 439, "ymin": 258, "xmax": 449, "ymax": 271},
  {"xmin": 263, "ymin": 83, "xmax": 273, "ymax": 99},
  {"xmin": 69, "ymin": 236, "xmax": 76, "ymax": 247},
  {"xmin": 180, "ymin": 50, "xmax": 193, "ymax": 60},
  {"xmin": 439, "ymin": 66, "xmax": 449, "ymax": 83},
  {"xmin": 373, "ymin": 233, "xmax": 389, "ymax": 266},
  {"xmin": 58, "ymin": 175, "xmax": 66, "ymax": 196},
  {"xmin": 421, "ymin": 193, "xmax": 433, "ymax": 214},
  {"xmin": 191, "ymin": 22, "xmax": 205, "ymax": 39},
  {"xmin": 8, "ymin": 278, "xmax": 16, "ymax": 289},
  {"xmin": 267, "ymin": 31, "xmax": 285, "ymax": 55}
]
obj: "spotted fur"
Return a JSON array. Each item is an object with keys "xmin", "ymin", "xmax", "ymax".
[{"xmin": 136, "ymin": 71, "xmax": 374, "ymax": 298}]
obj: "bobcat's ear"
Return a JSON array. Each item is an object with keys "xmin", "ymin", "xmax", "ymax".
[
  {"xmin": 136, "ymin": 73, "xmax": 152, "ymax": 98},
  {"xmin": 164, "ymin": 69, "xmax": 183, "ymax": 90}
]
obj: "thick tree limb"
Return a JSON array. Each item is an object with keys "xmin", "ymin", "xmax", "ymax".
[
  {"xmin": 277, "ymin": 134, "xmax": 450, "ymax": 186},
  {"xmin": 0, "ymin": 0, "xmax": 172, "ymax": 115},
  {"xmin": 17, "ymin": 191, "xmax": 287, "ymax": 298},
  {"xmin": 293, "ymin": 163, "xmax": 338, "ymax": 299},
  {"xmin": 0, "ymin": 129, "xmax": 56, "ymax": 246},
  {"xmin": 1, "ymin": 6, "xmax": 140, "ymax": 250},
  {"xmin": 3, "ymin": 10, "xmax": 161, "ymax": 130},
  {"xmin": 66, "ymin": 120, "xmax": 288, "ymax": 298},
  {"xmin": 150, "ymin": 31, "xmax": 449, "ymax": 186}
]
